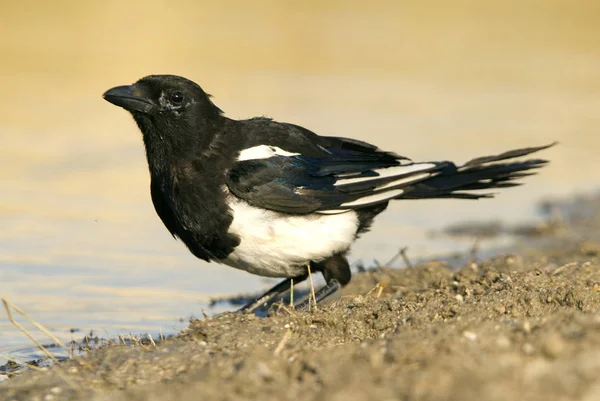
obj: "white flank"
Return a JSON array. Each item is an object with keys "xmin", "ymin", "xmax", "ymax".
[
  {"xmin": 339, "ymin": 189, "xmax": 405, "ymax": 208},
  {"xmin": 222, "ymin": 196, "xmax": 359, "ymax": 278},
  {"xmin": 334, "ymin": 163, "xmax": 436, "ymax": 187},
  {"xmin": 237, "ymin": 145, "xmax": 300, "ymax": 161}
]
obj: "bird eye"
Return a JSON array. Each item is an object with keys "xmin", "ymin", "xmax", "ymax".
[{"xmin": 170, "ymin": 91, "xmax": 184, "ymax": 104}]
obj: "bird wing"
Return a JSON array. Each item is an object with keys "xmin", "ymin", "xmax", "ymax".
[{"xmin": 227, "ymin": 138, "xmax": 444, "ymax": 214}]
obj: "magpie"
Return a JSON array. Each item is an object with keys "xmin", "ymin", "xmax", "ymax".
[{"xmin": 103, "ymin": 75, "xmax": 553, "ymax": 312}]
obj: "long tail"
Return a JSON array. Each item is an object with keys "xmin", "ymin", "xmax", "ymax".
[{"xmin": 400, "ymin": 143, "xmax": 555, "ymax": 200}]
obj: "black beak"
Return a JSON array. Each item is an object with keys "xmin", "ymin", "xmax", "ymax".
[{"xmin": 103, "ymin": 85, "xmax": 157, "ymax": 114}]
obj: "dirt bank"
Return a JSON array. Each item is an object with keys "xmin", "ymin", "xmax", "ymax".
[{"xmin": 2, "ymin": 194, "xmax": 600, "ymax": 401}]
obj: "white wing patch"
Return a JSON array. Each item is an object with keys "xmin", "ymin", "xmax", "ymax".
[
  {"xmin": 315, "ymin": 209, "xmax": 353, "ymax": 215},
  {"xmin": 319, "ymin": 167, "xmax": 437, "ymax": 213},
  {"xmin": 339, "ymin": 189, "xmax": 405, "ymax": 208},
  {"xmin": 334, "ymin": 163, "xmax": 436, "ymax": 187},
  {"xmin": 238, "ymin": 145, "xmax": 299, "ymax": 161},
  {"xmin": 376, "ymin": 172, "xmax": 432, "ymax": 190}
]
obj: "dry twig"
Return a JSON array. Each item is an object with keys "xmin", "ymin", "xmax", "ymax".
[
  {"xmin": 274, "ymin": 330, "xmax": 292, "ymax": 355},
  {"xmin": 307, "ymin": 265, "xmax": 318, "ymax": 311}
]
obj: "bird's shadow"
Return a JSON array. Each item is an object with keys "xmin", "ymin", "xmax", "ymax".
[{"xmin": 209, "ymin": 288, "xmax": 313, "ymax": 317}]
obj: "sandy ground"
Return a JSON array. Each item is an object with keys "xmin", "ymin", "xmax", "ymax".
[
  {"xmin": 2, "ymin": 0, "xmax": 599, "ymax": 345},
  {"xmin": 1, "ymin": 194, "xmax": 600, "ymax": 401}
]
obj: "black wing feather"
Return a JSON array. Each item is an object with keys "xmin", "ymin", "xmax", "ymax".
[
  {"xmin": 228, "ymin": 128, "xmax": 554, "ymax": 214},
  {"xmin": 228, "ymin": 138, "xmax": 440, "ymax": 214}
]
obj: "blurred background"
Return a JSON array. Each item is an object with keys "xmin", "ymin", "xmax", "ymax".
[{"xmin": 0, "ymin": 0, "xmax": 598, "ymax": 357}]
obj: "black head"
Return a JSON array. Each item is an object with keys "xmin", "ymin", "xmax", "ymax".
[
  {"xmin": 103, "ymin": 75, "xmax": 222, "ymax": 118},
  {"xmin": 103, "ymin": 75, "xmax": 225, "ymax": 158}
]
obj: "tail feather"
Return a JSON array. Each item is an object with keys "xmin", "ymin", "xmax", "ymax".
[
  {"xmin": 399, "ymin": 144, "xmax": 554, "ymax": 200},
  {"xmin": 462, "ymin": 143, "xmax": 556, "ymax": 167}
]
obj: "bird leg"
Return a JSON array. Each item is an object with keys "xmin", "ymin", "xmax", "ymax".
[
  {"xmin": 239, "ymin": 274, "xmax": 308, "ymax": 313},
  {"xmin": 294, "ymin": 279, "xmax": 342, "ymax": 310},
  {"xmin": 294, "ymin": 252, "xmax": 351, "ymax": 310},
  {"xmin": 241, "ymin": 253, "xmax": 351, "ymax": 313}
]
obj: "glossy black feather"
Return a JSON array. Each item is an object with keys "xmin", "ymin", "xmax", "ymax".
[{"xmin": 228, "ymin": 145, "xmax": 443, "ymax": 213}]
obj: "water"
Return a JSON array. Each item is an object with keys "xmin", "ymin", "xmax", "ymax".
[{"xmin": 1, "ymin": 0, "xmax": 599, "ymax": 367}]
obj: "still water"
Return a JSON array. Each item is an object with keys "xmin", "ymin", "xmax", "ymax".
[{"xmin": 1, "ymin": 0, "xmax": 599, "ymax": 364}]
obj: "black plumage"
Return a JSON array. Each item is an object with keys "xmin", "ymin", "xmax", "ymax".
[{"xmin": 103, "ymin": 74, "xmax": 553, "ymax": 312}]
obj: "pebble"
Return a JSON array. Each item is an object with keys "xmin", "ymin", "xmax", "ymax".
[
  {"xmin": 455, "ymin": 294, "xmax": 464, "ymax": 303},
  {"xmin": 256, "ymin": 362, "xmax": 272, "ymax": 379},
  {"xmin": 463, "ymin": 331, "xmax": 478, "ymax": 341},
  {"xmin": 522, "ymin": 343, "xmax": 535, "ymax": 355},
  {"xmin": 541, "ymin": 333, "xmax": 566, "ymax": 359},
  {"xmin": 495, "ymin": 335, "xmax": 511, "ymax": 350},
  {"xmin": 494, "ymin": 305, "xmax": 506, "ymax": 314}
]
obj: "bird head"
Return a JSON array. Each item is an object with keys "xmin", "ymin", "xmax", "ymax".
[
  {"xmin": 104, "ymin": 74, "xmax": 222, "ymax": 117},
  {"xmin": 103, "ymin": 75, "xmax": 224, "ymax": 154}
]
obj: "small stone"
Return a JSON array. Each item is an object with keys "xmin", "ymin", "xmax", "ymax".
[
  {"xmin": 522, "ymin": 343, "xmax": 535, "ymax": 355},
  {"xmin": 284, "ymin": 324, "xmax": 291, "ymax": 329},
  {"xmin": 463, "ymin": 331, "xmax": 477, "ymax": 341},
  {"xmin": 49, "ymin": 387, "xmax": 62, "ymax": 395},
  {"xmin": 541, "ymin": 334, "xmax": 566, "ymax": 359},
  {"xmin": 494, "ymin": 305, "xmax": 506, "ymax": 314},
  {"xmin": 522, "ymin": 320, "xmax": 532, "ymax": 334},
  {"xmin": 309, "ymin": 325, "xmax": 317, "ymax": 329},
  {"xmin": 256, "ymin": 362, "xmax": 272, "ymax": 379},
  {"xmin": 44, "ymin": 395, "xmax": 55, "ymax": 401},
  {"xmin": 495, "ymin": 335, "xmax": 511, "ymax": 350},
  {"xmin": 455, "ymin": 294, "xmax": 464, "ymax": 303}
]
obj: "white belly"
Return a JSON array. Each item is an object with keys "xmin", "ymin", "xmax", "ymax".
[{"xmin": 220, "ymin": 197, "xmax": 359, "ymax": 278}]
